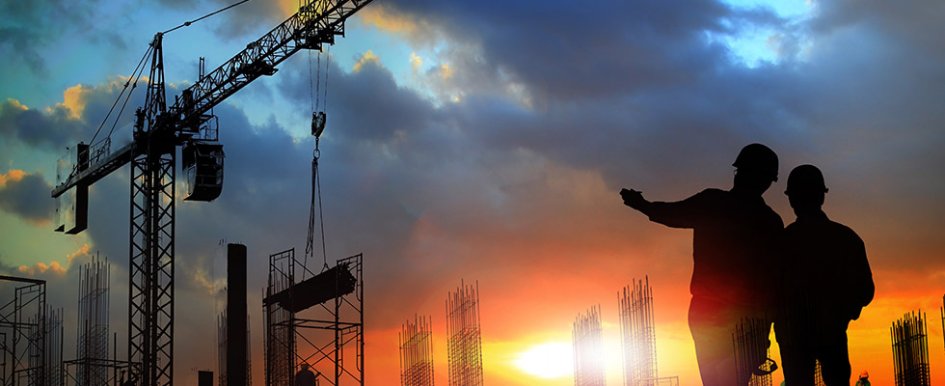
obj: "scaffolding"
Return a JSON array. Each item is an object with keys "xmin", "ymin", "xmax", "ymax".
[
  {"xmin": 891, "ymin": 311, "xmax": 930, "ymax": 386},
  {"xmin": 813, "ymin": 360, "xmax": 825, "ymax": 386},
  {"xmin": 731, "ymin": 317, "xmax": 773, "ymax": 386},
  {"xmin": 573, "ymin": 306, "xmax": 604, "ymax": 386},
  {"xmin": 399, "ymin": 315, "xmax": 434, "ymax": 386},
  {"xmin": 0, "ymin": 276, "xmax": 46, "ymax": 386},
  {"xmin": 264, "ymin": 249, "xmax": 364, "ymax": 386},
  {"xmin": 445, "ymin": 281, "xmax": 483, "ymax": 386},
  {"xmin": 217, "ymin": 312, "xmax": 252, "ymax": 386},
  {"xmin": 618, "ymin": 277, "xmax": 677, "ymax": 386}
]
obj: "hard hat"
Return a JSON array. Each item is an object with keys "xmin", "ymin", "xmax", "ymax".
[
  {"xmin": 859, "ymin": 370, "xmax": 869, "ymax": 379},
  {"xmin": 733, "ymin": 143, "xmax": 779, "ymax": 181},
  {"xmin": 785, "ymin": 164, "xmax": 828, "ymax": 195}
]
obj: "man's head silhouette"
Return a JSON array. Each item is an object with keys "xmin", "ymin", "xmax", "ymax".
[
  {"xmin": 732, "ymin": 143, "xmax": 778, "ymax": 195},
  {"xmin": 785, "ymin": 164, "xmax": 828, "ymax": 213}
]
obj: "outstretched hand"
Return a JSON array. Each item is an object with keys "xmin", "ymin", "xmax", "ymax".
[{"xmin": 620, "ymin": 188, "xmax": 647, "ymax": 210}]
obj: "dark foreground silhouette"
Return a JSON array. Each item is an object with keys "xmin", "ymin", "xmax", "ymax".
[
  {"xmin": 774, "ymin": 165, "xmax": 874, "ymax": 386},
  {"xmin": 295, "ymin": 363, "xmax": 319, "ymax": 386},
  {"xmin": 622, "ymin": 143, "xmax": 783, "ymax": 386}
]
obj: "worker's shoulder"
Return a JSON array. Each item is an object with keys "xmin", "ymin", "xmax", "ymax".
[{"xmin": 825, "ymin": 218, "xmax": 864, "ymax": 243}]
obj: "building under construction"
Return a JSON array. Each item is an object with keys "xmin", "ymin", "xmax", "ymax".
[
  {"xmin": 618, "ymin": 277, "xmax": 677, "ymax": 386},
  {"xmin": 891, "ymin": 311, "xmax": 930, "ymax": 386},
  {"xmin": 264, "ymin": 248, "xmax": 363, "ymax": 386},
  {"xmin": 572, "ymin": 306, "xmax": 604, "ymax": 386},
  {"xmin": 399, "ymin": 315, "xmax": 434, "ymax": 386},
  {"xmin": 731, "ymin": 317, "xmax": 773, "ymax": 386},
  {"xmin": 0, "ymin": 276, "xmax": 49, "ymax": 386},
  {"xmin": 445, "ymin": 281, "xmax": 483, "ymax": 386}
]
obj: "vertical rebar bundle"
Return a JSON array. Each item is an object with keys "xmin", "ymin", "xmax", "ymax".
[
  {"xmin": 399, "ymin": 315, "xmax": 435, "ymax": 386},
  {"xmin": 890, "ymin": 311, "xmax": 930, "ymax": 386},
  {"xmin": 813, "ymin": 360, "xmax": 825, "ymax": 386},
  {"xmin": 44, "ymin": 309, "xmax": 63, "ymax": 386},
  {"xmin": 572, "ymin": 306, "xmax": 605, "ymax": 386},
  {"xmin": 731, "ymin": 317, "xmax": 771, "ymax": 386},
  {"xmin": 619, "ymin": 277, "xmax": 656, "ymax": 386},
  {"xmin": 446, "ymin": 281, "xmax": 483, "ymax": 386},
  {"xmin": 76, "ymin": 258, "xmax": 109, "ymax": 386}
]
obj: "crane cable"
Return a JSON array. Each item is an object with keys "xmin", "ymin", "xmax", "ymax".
[{"xmin": 304, "ymin": 47, "xmax": 330, "ymax": 277}]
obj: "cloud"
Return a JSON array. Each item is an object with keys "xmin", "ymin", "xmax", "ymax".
[{"xmin": 0, "ymin": 169, "xmax": 55, "ymax": 225}]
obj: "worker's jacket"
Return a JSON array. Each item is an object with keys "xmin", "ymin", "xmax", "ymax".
[
  {"xmin": 776, "ymin": 210, "xmax": 874, "ymax": 325},
  {"xmin": 645, "ymin": 188, "xmax": 784, "ymax": 309}
]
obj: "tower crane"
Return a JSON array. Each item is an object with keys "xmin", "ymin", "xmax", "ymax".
[{"xmin": 49, "ymin": 1, "xmax": 374, "ymax": 386}]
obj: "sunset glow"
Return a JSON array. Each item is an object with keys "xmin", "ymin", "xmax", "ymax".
[{"xmin": 513, "ymin": 342, "xmax": 573, "ymax": 379}]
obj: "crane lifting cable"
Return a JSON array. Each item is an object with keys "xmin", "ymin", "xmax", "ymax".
[{"xmin": 304, "ymin": 45, "xmax": 330, "ymax": 277}]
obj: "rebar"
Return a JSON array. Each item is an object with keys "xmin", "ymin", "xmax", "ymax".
[
  {"xmin": 399, "ymin": 315, "xmax": 434, "ymax": 386},
  {"xmin": 573, "ymin": 305, "xmax": 605, "ymax": 386},
  {"xmin": 446, "ymin": 281, "xmax": 483, "ymax": 386}
]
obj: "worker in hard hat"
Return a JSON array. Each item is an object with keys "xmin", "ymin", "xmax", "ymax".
[
  {"xmin": 855, "ymin": 371, "xmax": 871, "ymax": 386},
  {"xmin": 774, "ymin": 165, "xmax": 874, "ymax": 386},
  {"xmin": 620, "ymin": 143, "xmax": 784, "ymax": 386},
  {"xmin": 295, "ymin": 363, "xmax": 319, "ymax": 386}
]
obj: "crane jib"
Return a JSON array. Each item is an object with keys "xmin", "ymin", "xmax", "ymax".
[{"xmin": 50, "ymin": 0, "xmax": 373, "ymax": 200}]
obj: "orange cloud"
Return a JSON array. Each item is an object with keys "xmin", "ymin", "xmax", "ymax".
[
  {"xmin": 0, "ymin": 169, "xmax": 27, "ymax": 187},
  {"xmin": 352, "ymin": 50, "xmax": 380, "ymax": 72},
  {"xmin": 17, "ymin": 261, "xmax": 67, "ymax": 276},
  {"xmin": 51, "ymin": 84, "xmax": 90, "ymax": 120}
]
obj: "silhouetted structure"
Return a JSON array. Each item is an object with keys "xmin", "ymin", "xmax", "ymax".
[
  {"xmin": 75, "ymin": 258, "xmax": 109, "ymax": 386},
  {"xmin": 446, "ymin": 281, "xmax": 483, "ymax": 386},
  {"xmin": 44, "ymin": 309, "xmax": 64, "ymax": 386},
  {"xmin": 0, "ymin": 275, "xmax": 47, "ymax": 386},
  {"xmin": 264, "ymin": 249, "xmax": 364, "ymax": 386},
  {"xmin": 940, "ymin": 295, "xmax": 944, "ymax": 354},
  {"xmin": 217, "ymin": 312, "xmax": 252, "ymax": 386},
  {"xmin": 618, "ymin": 277, "xmax": 678, "ymax": 386},
  {"xmin": 399, "ymin": 315, "xmax": 435, "ymax": 386},
  {"xmin": 573, "ymin": 306, "xmax": 605, "ymax": 386},
  {"xmin": 226, "ymin": 244, "xmax": 248, "ymax": 386},
  {"xmin": 732, "ymin": 318, "xmax": 772, "ymax": 386},
  {"xmin": 62, "ymin": 259, "xmax": 132, "ymax": 386},
  {"xmin": 199, "ymin": 371, "xmax": 214, "ymax": 386},
  {"xmin": 814, "ymin": 360, "xmax": 825, "ymax": 386},
  {"xmin": 619, "ymin": 278, "xmax": 655, "ymax": 385},
  {"xmin": 49, "ymin": 1, "xmax": 376, "ymax": 386},
  {"xmin": 890, "ymin": 311, "xmax": 930, "ymax": 386}
]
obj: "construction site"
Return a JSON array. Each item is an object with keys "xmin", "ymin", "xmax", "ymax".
[{"xmin": 3, "ymin": 0, "xmax": 373, "ymax": 386}]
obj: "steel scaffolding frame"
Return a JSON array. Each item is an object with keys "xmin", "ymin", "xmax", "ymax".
[
  {"xmin": 399, "ymin": 315, "xmax": 434, "ymax": 386},
  {"xmin": 0, "ymin": 276, "xmax": 46, "ymax": 386},
  {"xmin": 265, "ymin": 249, "xmax": 364, "ymax": 386},
  {"xmin": 573, "ymin": 305, "xmax": 604, "ymax": 386},
  {"xmin": 445, "ymin": 281, "xmax": 483, "ymax": 386}
]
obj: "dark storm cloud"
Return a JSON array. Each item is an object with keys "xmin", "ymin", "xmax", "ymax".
[
  {"xmin": 0, "ymin": 0, "xmax": 123, "ymax": 74},
  {"xmin": 0, "ymin": 172, "xmax": 55, "ymax": 224}
]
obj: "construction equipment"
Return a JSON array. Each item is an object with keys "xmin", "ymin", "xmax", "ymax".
[{"xmin": 49, "ymin": 1, "xmax": 374, "ymax": 386}]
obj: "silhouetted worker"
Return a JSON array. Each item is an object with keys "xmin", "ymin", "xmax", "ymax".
[
  {"xmin": 855, "ymin": 371, "xmax": 871, "ymax": 386},
  {"xmin": 620, "ymin": 143, "xmax": 784, "ymax": 386},
  {"xmin": 119, "ymin": 371, "xmax": 135, "ymax": 386},
  {"xmin": 774, "ymin": 165, "xmax": 874, "ymax": 386},
  {"xmin": 295, "ymin": 363, "xmax": 319, "ymax": 386}
]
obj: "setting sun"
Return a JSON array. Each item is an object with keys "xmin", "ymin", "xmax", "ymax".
[{"xmin": 513, "ymin": 342, "xmax": 573, "ymax": 379}]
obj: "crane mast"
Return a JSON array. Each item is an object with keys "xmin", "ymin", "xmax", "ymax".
[{"xmin": 50, "ymin": 2, "xmax": 374, "ymax": 386}]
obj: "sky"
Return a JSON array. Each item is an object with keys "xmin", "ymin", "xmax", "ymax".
[{"xmin": 1, "ymin": 0, "xmax": 944, "ymax": 385}]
